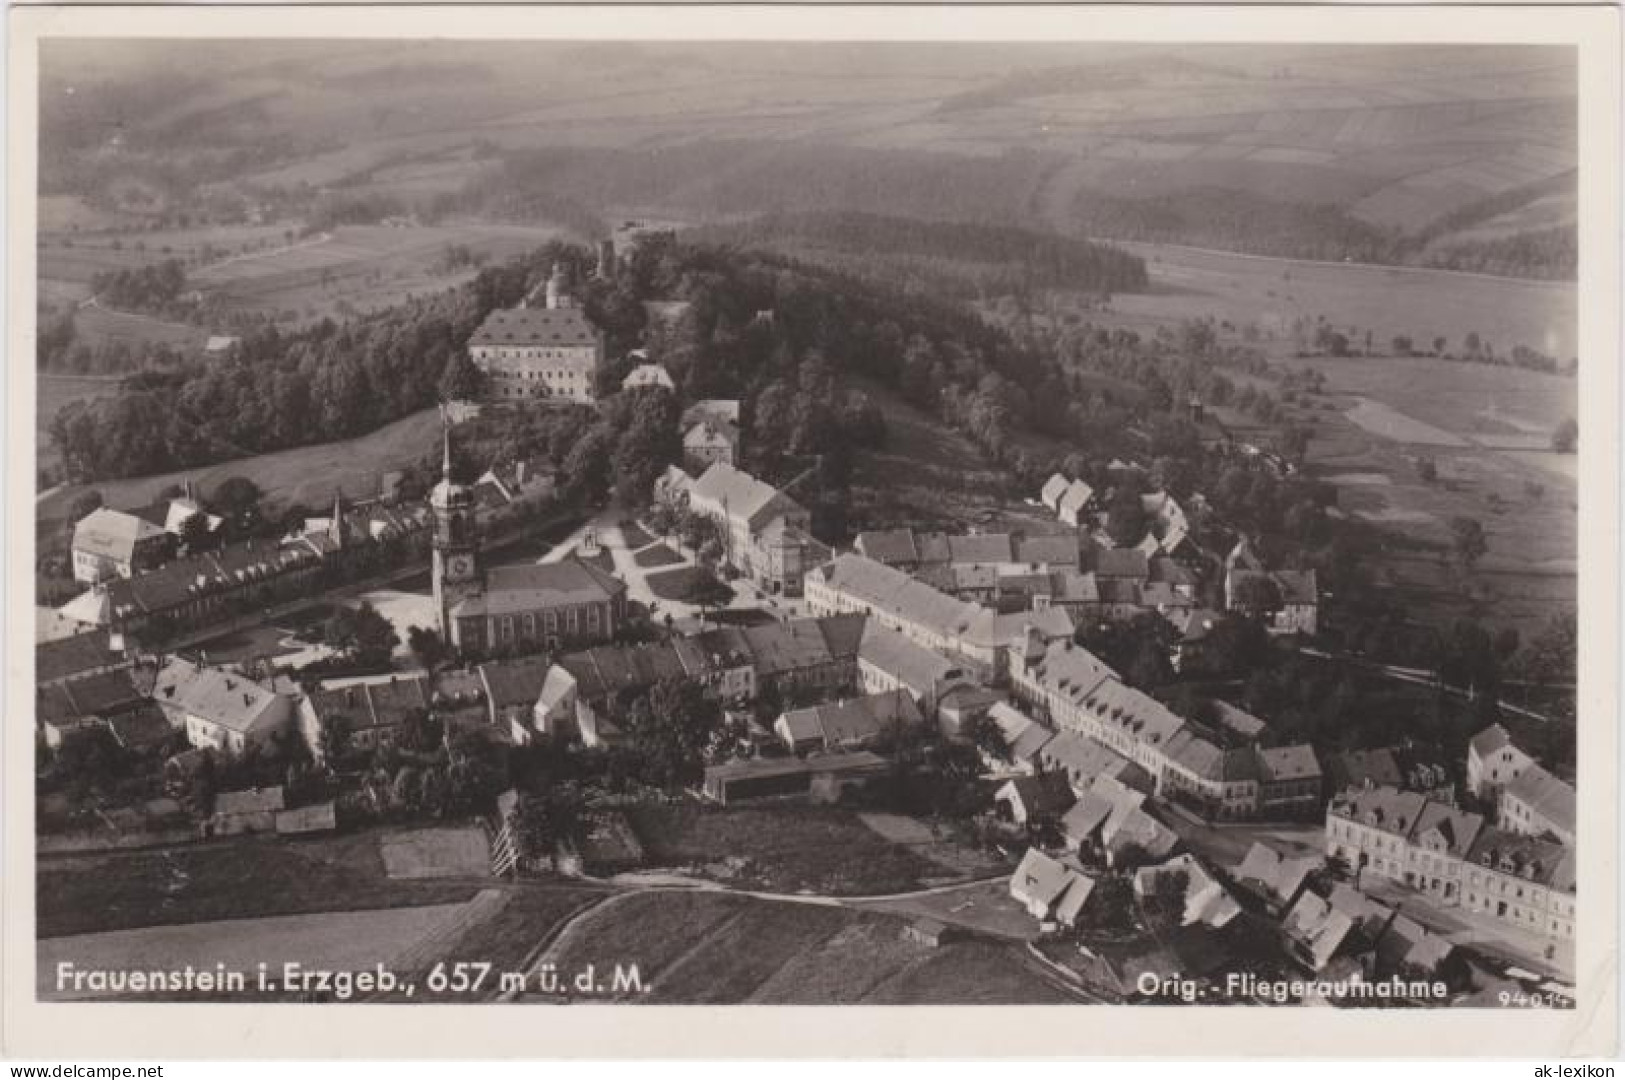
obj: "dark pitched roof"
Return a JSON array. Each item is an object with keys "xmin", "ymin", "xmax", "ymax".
[
  {"xmin": 453, "ymin": 557, "xmax": 624, "ymax": 619},
  {"xmin": 478, "ymin": 656, "xmax": 557, "ymax": 711},
  {"xmin": 855, "ymin": 529, "xmax": 920, "ymax": 565},
  {"xmin": 36, "ymin": 631, "xmax": 122, "ymax": 684},
  {"xmin": 1328, "ymin": 747, "xmax": 1403, "ymax": 791},
  {"xmin": 1095, "ymin": 549, "xmax": 1149, "ymax": 580},
  {"xmin": 468, "ymin": 307, "xmax": 599, "ymax": 348}
]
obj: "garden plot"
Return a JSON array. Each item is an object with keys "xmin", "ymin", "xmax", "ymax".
[{"xmin": 379, "ymin": 827, "xmax": 492, "ymax": 880}]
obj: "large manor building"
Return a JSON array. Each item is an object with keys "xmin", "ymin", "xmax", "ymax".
[{"xmin": 466, "ymin": 263, "xmax": 605, "ymax": 404}]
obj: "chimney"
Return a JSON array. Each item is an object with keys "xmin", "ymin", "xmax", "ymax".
[{"xmin": 243, "ymin": 694, "xmax": 252, "ymax": 708}]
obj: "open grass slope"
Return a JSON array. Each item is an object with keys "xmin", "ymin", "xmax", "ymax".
[
  {"xmin": 1096, "ymin": 242, "xmax": 1577, "ymax": 361},
  {"xmin": 36, "ymin": 829, "xmax": 483, "ymax": 939},
  {"xmin": 38, "ymin": 405, "xmax": 440, "ymax": 530},
  {"xmin": 39, "ymin": 902, "xmax": 472, "ymax": 1000},
  {"xmin": 535, "ymin": 890, "xmax": 1072, "ymax": 1005},
  {"xmin": 626, "ymin": 804, "xmax": 946, "ymax": 896},
  {"xmin": 1259, "ymin": 356, "xmax": 1577, "ymax": 636}
]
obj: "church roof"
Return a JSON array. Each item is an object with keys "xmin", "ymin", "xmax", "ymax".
[{"xmin": 451, "ymin": 557, "xmax": 625, "ymax": 619}]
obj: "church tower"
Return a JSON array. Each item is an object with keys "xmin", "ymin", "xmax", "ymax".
[{"xmin": 430, "ymin": 408, "xmax": 480, "ymax": 640}]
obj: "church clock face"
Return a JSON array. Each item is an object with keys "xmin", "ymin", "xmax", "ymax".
[{"xmin": 445, "ymin": 553, "xmax": 475, "ymax": 580}]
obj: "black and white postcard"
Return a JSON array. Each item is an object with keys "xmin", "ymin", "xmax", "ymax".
[{"xmin": 3, "ymin": 4, "xmax": 1619, "ymax": 1060}]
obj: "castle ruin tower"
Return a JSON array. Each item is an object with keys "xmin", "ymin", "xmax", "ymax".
[{"xmin": 545, "ymin": 262, "xmax": 575, "ymax": 310}]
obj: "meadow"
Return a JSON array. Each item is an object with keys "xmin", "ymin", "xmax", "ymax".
[
  {"xmin": 187, "ymin": 222, "xmax": 567, "ymax": 325},
  {"xmin": 1257, "ymin": 356, "xmax": 1577, "ymax": 636},
  {"xmin": 1096, "ymin": 241, "xmax": 1577, "ymax": 362},
  {"xmin": 37, "ymin": 406, "xmax": 442, "ymax": 530},
  {"xmin": 534, "ymin": 891, "xmax": 1072, "ymax": 1005}
]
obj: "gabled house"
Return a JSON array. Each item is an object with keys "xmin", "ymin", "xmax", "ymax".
[
  {"xmin": 1039, "ymin": 473, "xmax": 1071, "ymax": 513},
  {"xmin": 773, "ymin": 689, "xmax": 924, "ymax": 754},
  {"xmin": 1281, "ymin": 890, "xmax": 1359, "ymax": 972},
  {"xmin": 1233, "ymin": 841, "xmax": 1318, "ymax": 913},
  {"xmin": 994, "ymin": 772, "xmax": 1076, "ymax": 826},
  {"xmin": 1057, "ymin": 480, "xmax": 1096, "ymax": 526},
  {"xmin": 1009, "ymin": 848, "xmax": 1097, "ymax": 927},
  {"xmin": 151, "ymin": 658, "xmax": 297, "ymax": 754},
  {"xmin": 71, "ymin": 507, "xmax": 172, "ymax": 584},
  {"xmin": 1133, "ymin": 853, "xmax": 1241, "ymax": 928}
]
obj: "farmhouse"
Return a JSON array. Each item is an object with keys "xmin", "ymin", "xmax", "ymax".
[{"xmin": 466, "ymin": 264, "xmax": 605, "ymax": 404}]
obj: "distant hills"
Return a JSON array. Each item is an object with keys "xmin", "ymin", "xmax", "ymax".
[{"xmin": 39, "ymin": 41, "xmax": 1577, "ymax": 280}]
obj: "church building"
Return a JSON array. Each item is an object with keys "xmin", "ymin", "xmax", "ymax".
[
  {"xmin": 431, "ymin": 417, "xmax": 627, "ymax": 654},
  {"xmin": 465, "ymin": 262, "xmax": 605, "ymax": 404}
]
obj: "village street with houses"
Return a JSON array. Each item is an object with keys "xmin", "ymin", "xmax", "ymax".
[{"xmin": 35, "ymin": 192, "xmax": 1580, "ymax": 1012}]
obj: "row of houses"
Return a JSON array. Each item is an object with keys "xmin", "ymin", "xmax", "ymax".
[
  {"xmin": 1007, "ymin": 633, "xmax": 1322, "ymax": 820},
  {"xmin": 1325, "ymin": 784, "xmax": 1576, "ymax": 942},
  {"xmin": 804, "ymin": 552, "xmax": 1074, "ymax": 683},
  {"xmin": 60, "ymin": 500, "xmax": 433, "ymax": 638},
  {"xmin": 1038, "ymin": 472, "xmax": 1192, "ymax": 556}
]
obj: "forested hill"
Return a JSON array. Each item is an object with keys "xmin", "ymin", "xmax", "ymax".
[{"xmin": 689, "ymin": 211, "xmax": 1149, "ymax": 296}]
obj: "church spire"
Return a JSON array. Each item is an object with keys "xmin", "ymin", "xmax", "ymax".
[
  {"xmin": 331, "ymin": 488, "xmax": 345, "ymax": 549},
  {"xmin": 440, "ymin": 403, "xmax": 453, "ymax": 481}
]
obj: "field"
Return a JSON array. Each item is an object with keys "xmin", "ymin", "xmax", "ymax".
[
  {"xmin": 1258, "ymin": 356, "xmax": 1577, "ymax": 635},
  {"xmin": 1090, "ymin": 242, "xmax": 1577, "ymax": 362},
  {"xmin": 39, "ymin": 902, "xmax": 471, "ymax": 1000},
  {"xmin": 38, "ymin": 223, "xmax": 300, "ymax": 285},
  {"xmin": 38, "ymin": 406, "xmax": 441, "ymax": 531},
  {"xmin": 379, "ymin": 827, "xmax": 492, "ymax": 879},
  {"xmin": 36, "ymin": 829, "xmax": 483, "ymax": 939},
  {"xmin": 626, "ymin": 804, "xmax": 946, "ymax": 896},
  {"xmin": 70, "ymin": 300, "xmax": 211, "ymax": 355},
  {"xmin": 185, "ymin": 223, "xmax": 566, "ymax": 325},
  {"xmin": 530, "ymin": 890, "xmax": 1073, "ymax": 1005}
]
